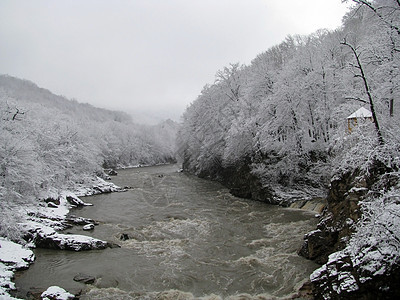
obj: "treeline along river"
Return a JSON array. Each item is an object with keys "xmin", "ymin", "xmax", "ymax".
[{"xmin": 15, "ymin": 164, "xmax": 319, "ymax": 299}]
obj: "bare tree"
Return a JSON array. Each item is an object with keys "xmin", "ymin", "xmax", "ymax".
[
  {"xmin": 344, "ymin": 0, "xmax": 400, "ymax": 35},
  {"xmin": 341, "ymin": 38, "xmax": 385, "ymax": 145}
]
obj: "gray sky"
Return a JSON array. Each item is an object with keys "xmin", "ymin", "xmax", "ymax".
[{"xmin": 0, "ymin": 0, "xmax": 350, "ymax": 123}]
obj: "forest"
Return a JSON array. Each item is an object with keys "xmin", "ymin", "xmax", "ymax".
[
  {"xmin": 0, "ymin": 75, "xmax": 178, "ymax": 238},
  {"xmin": 2, "ymin": 0, "xmax": 400, "ymax": 299},
  {"xmin": 178, "ymin": 1, "xmax": 399, "ymax": 189},
  {"xmin": 178, "ymin": 0, "xmax": 400, "ymax": 298}
]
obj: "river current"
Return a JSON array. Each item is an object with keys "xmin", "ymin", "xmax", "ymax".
[{"xmin": 15, "ymin": 164, "xmax": 318, "ymax": 299}]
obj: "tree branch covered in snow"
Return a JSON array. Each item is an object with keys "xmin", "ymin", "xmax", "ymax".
[{"xmin": 178, "ymin": 0, "xmax": 400, "ymax": 191}]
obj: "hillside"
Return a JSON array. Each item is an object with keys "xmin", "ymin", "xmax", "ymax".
[
  {"xmin": 0, "ymin": 74, "xmax": 178, "ymax": 237},
  {"xmin": 0, "ymin": 75, "xmax": 132, "ymax": 123},
  {"xmin": 178, "ymin": 0, "xmax": 400, "ymax": 298}
]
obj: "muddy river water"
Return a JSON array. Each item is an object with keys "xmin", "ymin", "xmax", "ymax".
[{"xmin": 15, "ymin": 164, "xmax": 318, "ymax": 299}]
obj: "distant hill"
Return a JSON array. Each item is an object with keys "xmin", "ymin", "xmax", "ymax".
[
  {"xmin": 0, "ymin": 74, "xmax": 132, "ymax": 123},
  {"xmin": 0, "ymin": 74, "xmax": 179, "ymax": 210}
]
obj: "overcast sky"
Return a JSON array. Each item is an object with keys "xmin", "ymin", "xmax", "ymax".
[{"xmin": 0, "ymin": 0, "xmax": 350, "ymax": 123}]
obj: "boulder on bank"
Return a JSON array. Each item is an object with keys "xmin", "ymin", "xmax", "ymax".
[
  {"xmin": 41, "ymin": 286, "xmax": 75, "ymax": 300},
  {"xmin": 44, "ymin": 197, "xmax": 60, "ymax": 206},
  {"xmin": 298, "ymin": 229, "xmax": 339, "ymax": 264},
  {"xmin": 108, "ymin": 169, "xmax": 118, "ymax": 176},
  {"xmin": 64, "ymin": 193, "xmax": 92, "ymax": 207},
  {"xmin": 65, "ymin": 215, "xmax": 98, "ymax": 226},
  {"xmin": 36, "ymin": 233, "xmax": 108, "ymax": 251},
  {"xmin": 74, "ymin": 176, "xmax": 121, "ymax": 196},
  {"xmin": 47, "ymin": 202, "xmax": 59, "ymax": 208},
  {"xmin": 24, "ymin": 223, "xmax": 110, "ymax": 251}
]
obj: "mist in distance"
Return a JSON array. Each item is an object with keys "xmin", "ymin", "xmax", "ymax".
[{"xmin": 0, "ymin": 0, "xmax": 349, "ymax": 123}]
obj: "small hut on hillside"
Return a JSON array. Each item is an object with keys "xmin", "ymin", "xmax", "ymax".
[{"xmin": 347, "ymin": 107, "xmax": 373, "ymax": 132}]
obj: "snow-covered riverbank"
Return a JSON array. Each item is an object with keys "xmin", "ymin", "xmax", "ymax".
[
  {"xmin": 0, "ymin": 238, "xmax": 34, "ymax": 299},
  {"xmin": 0, "ymin": 176, "xmax": 121, "ymax": 299}
]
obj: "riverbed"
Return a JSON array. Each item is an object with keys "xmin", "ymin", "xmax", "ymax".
[{"xmin": 15, "ymin": 164, "xmax": 318, "ymax": 299}]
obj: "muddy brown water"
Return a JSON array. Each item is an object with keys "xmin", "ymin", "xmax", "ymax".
[{"xmin": 15, "ymin": 164, "xmax": 318, "ymax": 299}]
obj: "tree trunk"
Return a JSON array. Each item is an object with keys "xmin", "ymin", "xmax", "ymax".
[
  {"xmin": 341, "ymin": 40, "xmax": 385, "ymax": 145},
  {"xmin": 390, "ymin": 98, "xmax": 394, "ymax": 117}
]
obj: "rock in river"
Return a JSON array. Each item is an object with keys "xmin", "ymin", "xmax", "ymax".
[
  {"xmin": 41, "ymin": 286, "xmax": 75, "ymax": 300},
  {"xmin": 73, "ymin": 273, "xmax": 96, "ymax": 284},
  {"xmin": 82, "ymin": 224, "xmax": 95, "ymax": 231},
  {"xmin": 119, "ymin": 233, "xmax": 130, "ymax": 241}
]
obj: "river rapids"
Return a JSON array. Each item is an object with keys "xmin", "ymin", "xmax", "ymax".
[{"xmin": 15, "ymin": 164, "xmax": 318, "ymax": 299}]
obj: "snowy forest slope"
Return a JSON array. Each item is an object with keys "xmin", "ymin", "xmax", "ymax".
[
  {"xmin": 178, "ymin": 0, "xmax": 400, "ymax": 298},
  {"xmin": 0, "ymin": 75, "xmax": 178, "ymax": 237},
  {"xmin": 178, "ymin": 0, "xmax": 400, "ymax": 199}
]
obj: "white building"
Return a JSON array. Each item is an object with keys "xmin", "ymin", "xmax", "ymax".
[{"xmin": 347, "ymin": 107, "xmax": 373, "ymax": 132}]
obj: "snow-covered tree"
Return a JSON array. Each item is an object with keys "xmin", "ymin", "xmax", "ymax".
[
  {"xmin": 179, "ymin": 0, "xmax": 400, "ymax": 189},
  {"xmin": 0, "ymin": 75, "xmax": 178, "ymax": 238}
]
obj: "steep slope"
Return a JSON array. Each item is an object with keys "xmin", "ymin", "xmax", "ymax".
[{"xmin": 0, "ymin": 74, "xmax": 178, "ymax": 239}]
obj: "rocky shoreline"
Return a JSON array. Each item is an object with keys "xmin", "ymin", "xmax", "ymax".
[
  {"xmin": 298, "ymin": 165, "xmax": 400, "ymax": 299},
  {"xmin": 0, "ymin": 176, "xmax": 123, "ymax": 300},
  {"xmin": 4, "ymin": 162, "xmax": 398, "ymax": 299},
  {"xmin": 190, "ymin": 159, "xmax": 400, "ymax": 299}
]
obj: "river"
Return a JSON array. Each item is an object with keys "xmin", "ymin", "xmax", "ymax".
[{"xmin": 15, "ymin": 164, "xmax": 318, "ymax": 299}]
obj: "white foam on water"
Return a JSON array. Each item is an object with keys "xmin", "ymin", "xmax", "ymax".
[
  {"xmin": 81, "ymin": 286, "xmax": 302, "ymax": 300},
  {"xmin": 119, "ymin": 217, "xmax": 211, "ymax": 253},
  {"xmin": 81, "ymin": 287, "xmax": 223, "ymax": 300},
  {"xmin": 124, "ymin": 238, "xmax": 189, "ymax": 258}
]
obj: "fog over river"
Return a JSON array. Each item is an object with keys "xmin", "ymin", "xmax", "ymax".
[{"xmin": 15, "ymin": 164, "xmax": 318, "ymax": 299}]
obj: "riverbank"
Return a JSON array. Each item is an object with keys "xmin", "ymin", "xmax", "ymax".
[
  {"xmin": 0, "ymin": 176, "xmax": 121, "ymax": 299},
  {"xmin": 299, "ymin": 165, "xmax": 400, "ymax": 299},
  {"xmin": 13, "ymin": 164, "xmax": 321, "ymax": 299},
  {"xmin": 183, "ymin": 156, "xmax": 400, "ymax": 298}
]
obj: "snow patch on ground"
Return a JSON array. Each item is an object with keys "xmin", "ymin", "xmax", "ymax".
[
  {"xmin": 74, "ymin": 176, "xmax": 121, "ymax": 197},
  {"xmin": 0, "ymin": 176, "xmax": 121, "ymax": 299},
  {"xmin": 0, "ymin": 238, "xmax": 35, "ymax": 299},
  {"xmin": 0, "ymin": 238, "xmax": 34, "ymax": 269}
]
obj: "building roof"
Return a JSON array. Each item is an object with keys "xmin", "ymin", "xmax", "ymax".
[{"xmin": 347, "ymin": 107, "xmax": 372, "ymax": 119}]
